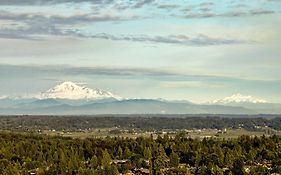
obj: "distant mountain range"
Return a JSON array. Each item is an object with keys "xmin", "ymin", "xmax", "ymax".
[{"xmin": 0, "ymin": 82, "xmax": 280, "ymax": 115}]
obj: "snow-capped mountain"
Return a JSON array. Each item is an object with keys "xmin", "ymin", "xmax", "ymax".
[
  {"xmin": 40, "ymin": 81, "xmax": 122, "ymax": 100},
  {"xmin": 1, "ymin": 86, "xmax": 281, "ymax": 114},
  {"xmin": 210, "ymin": 93, "xmax": 267, "ymax": 104}
]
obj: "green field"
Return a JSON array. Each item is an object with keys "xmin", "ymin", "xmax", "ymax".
[{"xmin": 41, "ymin": 127, "xmax": 281, "ymax": 139}]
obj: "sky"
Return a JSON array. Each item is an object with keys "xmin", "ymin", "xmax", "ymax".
[{"xmin": 0, "ymin": 0, "xmax": 281, "ymax": 103}]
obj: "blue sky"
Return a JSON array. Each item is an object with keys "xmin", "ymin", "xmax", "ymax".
[{"xmin": 0, "ymin": 0, "xmax": 281, "ymax": 103}]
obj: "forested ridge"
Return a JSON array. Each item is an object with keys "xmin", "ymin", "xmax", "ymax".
[
  {"xmin": 0, "ymin": 132, "xmax": 280, "ymax": 175},
  {"xmin": 0, "ymin": 115, "xmax": 281, "ymax": 131}
]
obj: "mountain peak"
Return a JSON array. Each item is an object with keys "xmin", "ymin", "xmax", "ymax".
[
  {"xmin": 49, "ymin": 81, "xmax": 82, "ymax": 92},
  {"xmin": 57, "ymin": 81, "xmax": 79, "ymax": 87},
  {"xmin": 40, "ymin": 81, "xmax": 122, "ymax": 100},
  {"xmin": 211, "ymin": 93, "xmax": 267, "ymax": 104}
]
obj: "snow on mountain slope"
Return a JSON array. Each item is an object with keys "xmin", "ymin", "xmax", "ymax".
[
  {"xmin": 40, "ymin": 81, "xmax": 122, "ymax": 100},
  {"xmin": 0, "ymin": 95, "xmax": 7, "ymax": 99},
  {"xmin": 210, "ymin": 93, "xmax": 267, "ymax": 104}
]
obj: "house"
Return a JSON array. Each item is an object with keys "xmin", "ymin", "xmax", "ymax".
[{"xmin": 133, "ymin": 168, "xmax": 150, "ymax": 175}]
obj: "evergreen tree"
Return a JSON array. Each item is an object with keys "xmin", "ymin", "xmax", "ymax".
[
  {"xmin": 170, "ymin": 151, "xmax": 180, "ymax": 167},
  {"xmin": 90, "ymin": 155, "xmax": 99, "ymax": 169},
  {"xmin": 144, "ymin": 147, "xmax": 152, "ymax": 160},
  {"xmin": 101, "ymin": 149, "xmax": 111, "ymax": 168},
  {"xmin": 231, "ymin": 158, "xmax": 245, "ymax": 175},
  {"xmin": 117, "ymin": 146, "xmax": 123, "ymax": 159}
]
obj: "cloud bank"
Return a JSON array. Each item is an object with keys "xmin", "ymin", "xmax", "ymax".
[
  {"xmin": 0, "ymin": 0, "xmax": 112, "ymax": 6},
  {"xmin": 90, "ymin": 33, "xmax": 250, "ymax": 46}
]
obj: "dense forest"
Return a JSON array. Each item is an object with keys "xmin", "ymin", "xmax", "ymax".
[
  {"xmin": 0, "ymin": 132, "xmax": 280, "ymax": 175},
  {"xmin": 0, "ymin": 115, "xmax": 281, "ymax": 131}
]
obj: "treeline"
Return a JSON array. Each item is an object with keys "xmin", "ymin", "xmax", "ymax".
[
  {"xmin": 0, "ymin": 115, "xmax": 280, "ymax": 131},
  {"xmin": 0, "ymin": 133, "xmax": 281, "ymax": 174}
]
